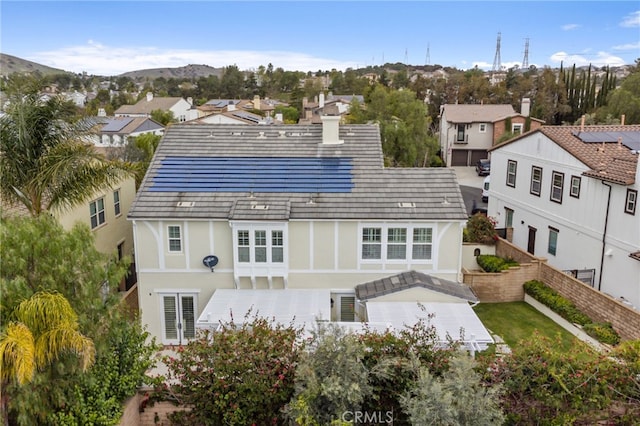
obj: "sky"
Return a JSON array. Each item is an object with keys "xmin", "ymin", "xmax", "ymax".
[{"xmin": 1, "ymin": 1, "xmax": 639, "ymax": 76}]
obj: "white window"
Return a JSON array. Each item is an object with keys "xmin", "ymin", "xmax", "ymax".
[
  {"xmin": 504, "ymin": 207, "xmax": 514, "ymax": 228},
  {"xmin": 512, "ymin": 123, "xmax": 523, "ymax": 134},
  {"xmin": 235, "ymin": 227, "xmax": 285, "ymax": 264},
  {"xmin": 89, "ymin": 198, "xmax": 105, "ymax": 229},
  {"xmin": 361, "ymin": 225, "xmax": 433, "ymax": 262},
  {"xmin": 113, "ymin": 189, "xmax": 121, "ymax": 216},
  {"xmin": 570, "ymin": 176, "xmax": 581, "ymax": 198},
  {"xmin": 167, "ymin": 225, "xmax": 182, "ymax": 253},
  {"xmin": 550, "ymin": 171, "xmax": 564, "ymax": 203},
  {"xmin": 626, "ymin": 189, "xmax": 637, "ymax": 215},
  {"xmin": 506, "ymin": 160, "xmax": 517, "ymax": 188},
  {"xmin": 160, "ymin": 293, "xmax": 197, "ymax": 345},
  {"xmin": 530, "ymin": 166, "xmax": 542, "ymax": 196},
  {"xmin": 479, "ymin": 123, "xmax": 487, "ymax": 133}
]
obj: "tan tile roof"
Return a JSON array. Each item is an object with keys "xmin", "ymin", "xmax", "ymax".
[
  {"xmin": 115, "ymin": 97, "xmax": 184, "ymax": 115},
  {"xmin": 539, "ymin": 125, "xmax": 639, "ymax": 185},
  {"xmin": 442, "ymin": 104, "xmax": 516, "ymax": 123}
]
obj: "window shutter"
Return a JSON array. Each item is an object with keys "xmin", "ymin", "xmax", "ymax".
[
  {"xmin": 181, "ymin": 296, "xmax": 195, "ymax": 339},
  {"xmin": 340, "ymin": 296, "xmax": 355, "ymax": 322},
  {"xmin": 163, "ymin": 296, "xmax": 178, "ymax": 339}
]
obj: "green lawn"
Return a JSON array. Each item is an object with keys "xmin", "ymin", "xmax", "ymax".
[{"xmin": 473, "ymin": 302, "xmax": 583, "ymax": 352}]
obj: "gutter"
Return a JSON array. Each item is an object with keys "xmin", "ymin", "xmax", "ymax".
[{"xmin": 598, "ymin": 182, "xmax": 612, "ymax": 291}]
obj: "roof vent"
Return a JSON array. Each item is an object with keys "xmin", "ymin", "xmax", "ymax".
[
  {"xmin": 398, "ymin": 202, "xmax": 416, "ymax": 208},
  {"xmin": 251, "ymin": 204, "xmax": 269, "ymax": 210},
  {"xmin": 176, "ymin": 201, "xmax": 195, "ymax": 208},
  {"xmin": 278, "ymin": 130, "xmax": 286, "ymax": 138},
  {"xmin": 257, "ymin": 131, "xmax": 266, "ymax": 139}
]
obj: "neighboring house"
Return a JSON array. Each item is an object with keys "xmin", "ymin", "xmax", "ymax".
[
  {"xmin": 91, "ymin": 116, "xmax": 164, "ymax": 147},
  {"xmin": 299, "ymin": 93, "xmax": 364, "ymax": 124},
  {"xmin": 197, "ymin": 96, "xmax": 286, "ymax": 120},
  {"xmin": 438, "ymin": 100, "xmax": 544, "ymax": 167},
  {"xmin": 1, "ymin": 175, "xmax": 138, "ymax": 291},
  {"xmin": 115, "ymin": 92, "xmax": 198, "ymax": 122},
  {"xmin": 194, "ymin": 102, "xmax": 282, "ymax": 125},
  {"xmin": 64, "ymin": 90, "xmax": 87, "ymax": 107},
  {"xmin": 487, "ymin": 124, "xmax": 640, "ymax": 310},
  {"xmin": 128, "ymin": 117, "xmax": 489, "ymax": 348}
]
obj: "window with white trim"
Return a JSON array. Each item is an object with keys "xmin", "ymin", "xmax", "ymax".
[
  {"xmin": 235, "ymin": 227, "xmax": 285, "ymax": 264},
  {"xmin": 504, "ymin": 207, "xmax": 514, "ymax": 228},
  {"xmin": 506, "ymin": 160, "xmax": 517, "ymax": 188},
  {"xmin": 512, "ymin": 123, "xmax": 523, "ymax": 135},
  {"xmin": 570, "ymin": 176, "xmax": 581, "ymax": 198},
  {"xmin": 113, "ymin": 189, "xmax": 121, "ymax": 216},
  {"xmin": 89, "ymin": 198, "xmax": 105, "ymax": 229},
  {"xmin": 361, "ymin": 225, "xmax": 433, "ymax": 262},
  {"xmin": 530, "ymin": 166, "xmax": 542, "ymax": 196},
  {"xmin": 626, "ymin": 189, "xmax": 637, "ymax": 215},
  {"xmin": 167, "ymin": 225, "xmax": 182, "ymax": 253},
  {"xmin": 550, "ymin": 171, "xmax": 564, "ymax": 203},
  {"xmin": 479, "ymin": 123, "xmax": 487, "ymax": 133}
]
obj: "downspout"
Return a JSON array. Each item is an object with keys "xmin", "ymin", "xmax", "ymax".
[{"xmin": 598, "ymin": 182, "xmax": 612, "ymax": 291}]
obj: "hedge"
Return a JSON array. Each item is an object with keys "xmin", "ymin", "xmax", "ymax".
[
  {"xmin": 476, "ymin": 254, "xmax": 519, "ymax": 273},
  {"xmin": 523, "ymin": 280, "xmax": 620, "ymax": 345}
]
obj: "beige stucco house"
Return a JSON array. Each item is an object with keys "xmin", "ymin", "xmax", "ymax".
[{"xmin": 129, "ymin": 117, "xmax": 491, "ymax": 348}]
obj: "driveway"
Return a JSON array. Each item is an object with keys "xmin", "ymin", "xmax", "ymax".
[{"xmin": 452, "ymin": 167, "xmax": 488, "ymax": 216}]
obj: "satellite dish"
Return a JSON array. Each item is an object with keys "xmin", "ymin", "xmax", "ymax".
[{"xmin": 202, "ymin": 255, "xmax": 219, "ymax": 272}]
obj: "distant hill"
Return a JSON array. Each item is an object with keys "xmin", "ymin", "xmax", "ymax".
[
  {"xmin": 119, "ymin": 64, "xmax": 224, "ymax": 80},
  {"xmin": 0, "ymin": 53, "xmax": 68, "ymax": 77}
]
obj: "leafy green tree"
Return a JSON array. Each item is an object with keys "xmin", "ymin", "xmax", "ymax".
[
  {"xmin": 120, "ymin": 133, "xmax": 162, "ymax": 188},
  {"xmin": 603, "ymin": 64, "xmax": 640, "ymax": 124},
  {"xmin": 0, "ymin": 216, "xmax": 156, "ymax": 425},
  {"xmin": 0, "ymin": 76, "xmax": 133, "ymax": 217},
  {"xmin": 150, "ymin": 108, "xmax": 174, "ymax": 126},
  {"xmin": 159, "ymin": 314, "xmax": 303, "ymax": 425}
]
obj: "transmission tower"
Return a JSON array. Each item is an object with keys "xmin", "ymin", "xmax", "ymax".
[
  {"xmin": 404, "ymin": 48, "xmax": 409, "ymax": 64},
  {"xmin": 492, "ymin": 32, "xmax": 502, "ymax": 73},
  {"xmin": 522, "ymin": 38, "xmax": 530, "ymax": 69},
  {"xmin": 426, "ymin": 43, "xmax": 431, "ymax": 65}
]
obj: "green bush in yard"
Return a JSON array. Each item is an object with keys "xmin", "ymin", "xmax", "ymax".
[
  {"xmin": 523, "ymin": 280, "xmax": 621, "ymax": 345},
  {"xmin": 476, "ymin": 254, "xmax": 519, "ymax": 272}
]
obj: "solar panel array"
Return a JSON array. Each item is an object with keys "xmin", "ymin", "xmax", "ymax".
[
  {"xmin": 573, "ymin": 131, "xmax": 640, "ymax": 151},
  {"xmin": 101, "ymin": 117, "xmax": 134, "ymax": 132},
  {"xmin": 231, "ymin": 111, "xmax": 261, "ymax": 123},
  {"xmin": 150, "ymin": 156, "xmax": 354, "ymax": 193}
]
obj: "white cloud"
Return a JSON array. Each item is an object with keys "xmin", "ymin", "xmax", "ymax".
[
  {"xmin": 613, "ymin": 41, "xmax": 640, "ymax": 51},
  {"xmin": 562, "ymin": 24, "xmax": 580, "ymax": 31},
  {"xmin": 550, "ymin": 51, "xmax": 625, "ymax": 67},
  {"xmin": 620, "ymin": 11, "xmax": 640, "ymax": 28},
  {"xmin": 27, "ymin": 42, "xmax": 359, "ymax": 75}
]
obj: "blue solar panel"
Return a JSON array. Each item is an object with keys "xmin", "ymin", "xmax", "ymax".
[
  {"xmin": 573, "ymin": 131, "xmax": 640, "ymax": 151},
  {"xmin": 101, "ymin": 118, "xmax": 134, "ymax": 132},
  {"xmin": 149, "ymin": 157, "xmax": 354, "ymax": 193}
]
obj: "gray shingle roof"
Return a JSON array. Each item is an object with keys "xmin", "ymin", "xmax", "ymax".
[
  {"xmin": 442, "ymin": 104, "xmax": 516, "ymax": 123},
  {"xmin": 355, "ymin": 270, "xmax": 478, "ymax": 302},
  {"xmin": 128, "ymin": 123, "xmax": 468, "ymax": 221}
]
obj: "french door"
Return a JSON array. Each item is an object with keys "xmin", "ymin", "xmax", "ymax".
[{"xmin": 161, "ymin": 293, "xmax": 197, "ymax": 345}]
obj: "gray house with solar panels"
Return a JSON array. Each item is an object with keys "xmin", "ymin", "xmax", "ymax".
[
  {"xmin": 487, "ymin": 124, "xmax": 640, "ymax": 311},
  {"xmin": 129, "ymin": 116, "xmax": 493, "ymax": 350},
  {"xmin": 92, "ymin": 116, "xmax": 164, "ymax": 147}
]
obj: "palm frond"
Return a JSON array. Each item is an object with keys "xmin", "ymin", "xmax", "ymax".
[
  {"xmin": 35, "ymin": 327, "xmax": 95, "ymax": 372},
  {"xmin": 12, "ymin": 291, "xmax": 78, "ymax": 337},
  {"xmin": 0, "ymin": 322, "xmax": 35, "ymax": 385}
]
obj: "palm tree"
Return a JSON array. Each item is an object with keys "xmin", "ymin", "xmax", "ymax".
[
  {"xmin": 0, "ymin": 76, "xmax": 134, "ymax": 217},
  {"xmin": 0, "ymin": 291, "xmax": 95, "ymax": 424}
]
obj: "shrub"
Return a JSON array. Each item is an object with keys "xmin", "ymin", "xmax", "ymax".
[
  {"xmin": 157, "ymin": 314, "xmax": 303, "ymax": 425},
  {"xmin": 582, "ymin": 322, "xmax": 620, "ymax": 345},
  {"xmin": 464, "ymin": 214, "xmax": 498, "ymax": 245},
  {"xmin": 476, "ymin": 254, "xmax": 519, "ymax": 272},
  {"xmin": 523, "ymin": 280, "xmax": 621, "ymax": 345}
]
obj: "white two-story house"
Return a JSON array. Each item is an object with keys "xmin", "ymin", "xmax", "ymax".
[
  {"xmin": 115, "ymin": 92, "xmax": 198, "ymax": 123},
  {"xmin": 487, "ymin": 124, "xmax": 640, "ymax": 310},
  {"xmin": 128, "ymin": 117, "xmax": 492, "ymax": 349},
  {"xmin": 439, "ymin": 100, "xmax": 543, "ymax": 167}
]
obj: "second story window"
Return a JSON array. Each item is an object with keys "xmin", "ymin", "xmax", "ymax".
[
  {"xmin": 625, "ymin": 189, "xmax": 637, "ymax": 215},
  {"xmin": 235, "ymin": 227, "xmax": 285, "ymax": 264},
  {"xmin": 530, "ymin": 166, "xmax": 542, "ymax": 196},
  {"xmin": 550, "ymin": 171, "xmax": 564, "ymax": 203},
  {"xmin": 570, "ymin": 176, "xmax": 581, "ymax": 198},
  {"xmin": 113, "ymin": 189, "xmax": 121, "ymax": 216},
  {"xmin": 362, "ymin": 227, "xmax": 382, "ymax": 260},
  {"xmin": 361, "ymin": 225, "xmax": 433, "ymax": 262},
  {"xmin": 90, "ymin": 198, "xmax": 105, "ymax": 229},
  {"xmin": 456, "ymin": 124, "xmax": 466, "ymax": 142},
  {"xmin": 506, "ymin": 160, "xmax": 517, "ymax": 188},
  {"xmin": 167, "ymin": 225, "xmax": 182, "ymax": 253},
  {"xmin": 512, "ymin": 123, "xmax": 523, "ymax": 135},
  {"xmin": 479, "ymin": 123, "xmax": 487, "ymax": 133}
]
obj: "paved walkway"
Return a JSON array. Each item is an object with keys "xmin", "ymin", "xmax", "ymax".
[{"xmin": 452, "ymin": 166, "xmax": 485, "ymax": 189}]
